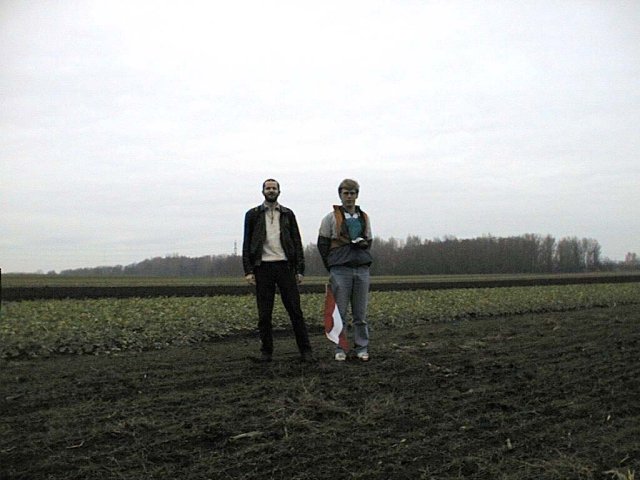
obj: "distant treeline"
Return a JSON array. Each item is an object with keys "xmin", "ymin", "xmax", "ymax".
[{"xmin": 57, "ymin": 234, "xmax": 639, "ymax": 277}]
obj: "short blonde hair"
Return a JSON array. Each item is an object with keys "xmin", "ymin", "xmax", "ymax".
[{"xmin": 338, "ymin": 178, "xmax": 359, "ymax": 194}]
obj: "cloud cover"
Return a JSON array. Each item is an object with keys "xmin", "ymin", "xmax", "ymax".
[{"xmin": 1, "ymin": 0, "xmax": 639, "ymax": 272}]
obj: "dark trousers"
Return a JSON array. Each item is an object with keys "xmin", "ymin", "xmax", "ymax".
[{"xmin": 254, "ymin": 261, "xmax": 311, "ymax": 355}]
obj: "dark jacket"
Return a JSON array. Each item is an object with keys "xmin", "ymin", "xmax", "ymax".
[{"xmin": 242, "ymin": 204, "xmax": 305, "ymax": 275}]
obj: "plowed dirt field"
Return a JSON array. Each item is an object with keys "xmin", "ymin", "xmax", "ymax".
[{"xmin": 1, "ymin": 304, "xmax": 639, "ymax": 479}]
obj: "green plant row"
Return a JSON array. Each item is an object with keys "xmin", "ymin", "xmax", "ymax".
[{"xmin": 1, "ymin": 283, "xmax": 639, "ymax": 359}]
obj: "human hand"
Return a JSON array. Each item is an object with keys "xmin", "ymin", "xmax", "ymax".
[
  {"xmin": 351, "ymin": 237, "xmax": 369, "ymax": 249},
  {"xmin": 296, "ymin": 274, "xmax": 304, "ymax": 285},
  {"xmin": 245, "ymin": 274, "xmax": 256, "ymax": 285}
]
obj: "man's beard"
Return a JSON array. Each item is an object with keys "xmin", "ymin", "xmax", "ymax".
[{"xmin": 264, "ymin": 193, "xmax": 279, "ymax": 203}]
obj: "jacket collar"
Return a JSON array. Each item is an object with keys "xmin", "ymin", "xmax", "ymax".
[
  {"xmin": 333, "ymin": 204, "xmax": 364, "ymax": 216},
  {"xmin": 259, "ymin": 202, "xmax": 290, "ymax": 213}
]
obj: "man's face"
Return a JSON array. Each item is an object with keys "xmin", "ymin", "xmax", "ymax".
[
  {"xmin": 262, "ymin": 181, "xmax": 280, "ymax": 203},
  {"xmin": 340, "ymin": 188, "xmax": 358, "ymax": 208}
]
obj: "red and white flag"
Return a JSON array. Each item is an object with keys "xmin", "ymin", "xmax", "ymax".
[{"xmin": 324, "ymin": 284, "xmax": 349, "ymax": 351}]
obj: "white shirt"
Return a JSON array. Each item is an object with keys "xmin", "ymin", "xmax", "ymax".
[{"xmin": 262, "ymin": 203, "xmax": 287, "ymax": 262}]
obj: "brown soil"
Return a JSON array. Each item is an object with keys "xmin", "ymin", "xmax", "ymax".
[{"xmin": 1, "ymin": 305, "xmax": 639, "ymax": 479}]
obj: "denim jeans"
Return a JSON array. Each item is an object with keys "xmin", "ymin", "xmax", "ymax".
[{"xmin": 329, "ymin": 265, "xmax": 370, "ymax": 354}]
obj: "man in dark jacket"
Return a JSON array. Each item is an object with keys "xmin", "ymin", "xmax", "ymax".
[{"xmin": 242, "ymin": 179, "xmax": 312, "ymax": 362}]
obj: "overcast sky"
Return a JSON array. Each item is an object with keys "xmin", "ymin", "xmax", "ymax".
[{"xmin": 1, "ymin": 1, "xmax": 639, "ymax": 273}]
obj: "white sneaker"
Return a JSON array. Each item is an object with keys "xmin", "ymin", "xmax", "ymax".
[
  {"xmin": 334, "ymin": 352, "xmax": 347, "ymax": 361},
  {"xmin": 357, "ymin": 351, "xmax": 370, "ymax": 362}
]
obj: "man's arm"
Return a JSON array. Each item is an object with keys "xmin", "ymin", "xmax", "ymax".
[
  {"xmin": 289, "ymin": 212, "xmax": 305, "ymax": 275},
  {"xmin": 317, "ymin": 213, "xmax": 334, "ymax": 271},
  {"xmin": 317, "ymin": 235, "xmax": 331, "ymax": 271},
  {"xmin": 242, "ymin": 209, "xmax": 254, "ymax": 275}
]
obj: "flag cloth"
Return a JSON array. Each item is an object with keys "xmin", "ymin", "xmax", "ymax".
[{"xmin": 323, "ymin": 284, "xmax": 349, "ymax": 351}]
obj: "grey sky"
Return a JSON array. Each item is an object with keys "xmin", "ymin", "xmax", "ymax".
[{"xmin": 1, "ymin": 0, "xmax": 639, "ymax": 273}]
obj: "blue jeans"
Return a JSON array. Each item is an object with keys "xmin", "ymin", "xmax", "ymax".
[{"xmin": 329, "ymin": 265, "xmax": 370, "ymax": 354}]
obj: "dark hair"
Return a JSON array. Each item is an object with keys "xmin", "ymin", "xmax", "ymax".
[
  {"xmin": 338, "ymin": 178, "xmax": 359, "ymax": 194},
  {"xmin": 262, "ymin": 178, "xmax": 280, "ymax": 190}
]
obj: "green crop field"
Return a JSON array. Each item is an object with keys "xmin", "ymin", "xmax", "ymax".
[{"xmin": 2, "ymin": 283, "xmax": 639, "ymax": 359}]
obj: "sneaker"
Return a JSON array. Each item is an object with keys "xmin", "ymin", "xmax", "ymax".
[
  {"xmin": 334, "ymin": 351, "xmax": 347, "ymax": 362},
  {"xmin": 357, "ymin": 351, "xmax": 370, "ymax": 362}
]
